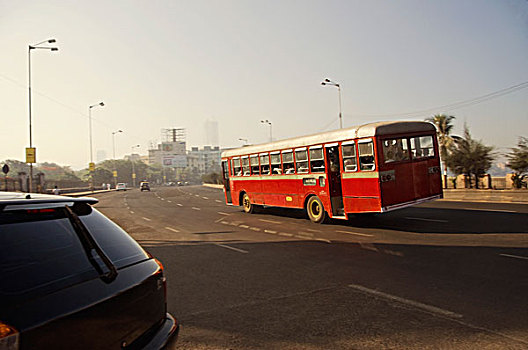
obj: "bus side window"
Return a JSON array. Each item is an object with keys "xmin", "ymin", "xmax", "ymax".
[
  {"xmin": 295, "ymin": 149, "xmax": 309, "ymax": 174},
  {"xmin": 282, "ymin": 151, "xmax": 295, "ymax": 174},
  {"xmin": 342, "ymin": 142, "xmax": 357, "ymax": 172},
  {"xmin": 260, "ymin": 154, "xmax": 270, "ymax": 175},
  {"xmin": 270, "ymin": 153, "xmax": 282, "ymax": 174},
  {"xmin": 232, "ymin": 158, "xmax": 241, "ymax": 176},
  {"xmin": 241, "ymin": 156, "xmax": 250, "ymax": 176},
  {"xmin": 358, "ymin": 140, "xmax": 375, "ymax": 171},
  {"xmin": 250, "ymin": 155, "xmax": 260, "ymax": 175},
  {"xmin": 309, "ymin": 147, "xmax": 325, "ymax": 173}
]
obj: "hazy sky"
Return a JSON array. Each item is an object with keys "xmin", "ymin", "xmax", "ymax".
[{"xmin": 1, "ymin": 0, "xmax": 527, "ymax": 170}]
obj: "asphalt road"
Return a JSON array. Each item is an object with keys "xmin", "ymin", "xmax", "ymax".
[{"xmin": 90, "ymin": 186, "xmax": 528, "ymax": 350}]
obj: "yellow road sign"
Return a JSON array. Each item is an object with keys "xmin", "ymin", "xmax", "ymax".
[
  {"xmin": 89, "ymin": 162, "xmax": 95, "ymax": 171},
  {"xmin": 26, "ymin": 147, "xmax": 36, "ymax": 164}
]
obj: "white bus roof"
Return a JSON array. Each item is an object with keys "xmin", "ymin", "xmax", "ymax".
[{"xmin": 222, "ymin": 121, "xmax": 435, "ymax": 158}]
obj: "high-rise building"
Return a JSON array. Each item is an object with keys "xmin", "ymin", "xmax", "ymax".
[{"xmin": 205, "ymin": 119, "xmax": 219, "ymax": 146}]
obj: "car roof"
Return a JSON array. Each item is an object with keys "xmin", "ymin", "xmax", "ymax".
[{"xmin": 0, "ymin": 192, "xmax": 98, "ymax": 207}]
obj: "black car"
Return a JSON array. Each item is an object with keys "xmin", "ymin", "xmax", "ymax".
[
  {"xmin": 0, "ymin": 192, "xmax": 178, "ymax": 349},
  {"xmin": 140, "ymin": 182, "xmax": 150, "ymax": 191}
]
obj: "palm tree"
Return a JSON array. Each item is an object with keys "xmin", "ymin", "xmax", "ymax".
[{"xmin": 425, "ymin": 114, "xmax": 457, "ymax": 188}]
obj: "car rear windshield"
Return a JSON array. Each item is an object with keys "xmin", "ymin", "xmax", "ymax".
[{"xmin": 0, "ymin": 204, "xmax": 148, "ymax": 298}]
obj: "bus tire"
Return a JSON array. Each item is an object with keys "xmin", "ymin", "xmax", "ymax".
[
  {"xmin": 242, "ymin": 193, "xmax": 254, "ymax": 214},
  {"xmin": 306, "ymin": 196, "xmax": 326, "ymax": 224}
]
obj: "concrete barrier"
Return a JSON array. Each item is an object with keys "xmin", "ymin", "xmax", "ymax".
[{"xmin": 442, "ymin": 189, "xmax": 528, "ymax": 204}]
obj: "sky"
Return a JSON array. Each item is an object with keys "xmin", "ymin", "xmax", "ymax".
[{"xmin": 1, "ymin": 0, "xmax": 527, "ymax": 170}]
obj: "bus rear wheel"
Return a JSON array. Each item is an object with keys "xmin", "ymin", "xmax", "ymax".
[
  {"xmin": 242, "ymin": 193, "xmax": 254, "ymax": 214},
  {"xmin": 306, "ymin": 196, "xmax": 326, "ymax": 223}
]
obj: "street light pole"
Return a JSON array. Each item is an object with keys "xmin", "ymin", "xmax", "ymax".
[
  {"xmin": 112, "ymin": 130, "xmax": 123, "ymax": 187},
  {"xmin": 321, "ymin": 78, "xmax": 343, "ymax": 129},
  {"xmin": 260, "ymin": 120, "xmax": 272, "ymax": 142},
  {"xmin": 88, "ymin": 102, "xmax": 104, "ymax": 190},
  {"xmin": 131, "ymin": 144, "xmax": 140, "ymax": 187},
  {"xmin": 27, "ymin": 39, "xmax": 58, "ymax": 192}
]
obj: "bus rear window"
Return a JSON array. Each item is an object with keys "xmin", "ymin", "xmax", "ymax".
[
  {"xmin": 382, "ymin": 138, "xmax": 410, "ymax": 163},
  {"xmin": 358, "ymin": 140, "xmax": 375, "ymax": 171},
  {"xmin": 410, "ymin": 136, "xmax": 435, "ymax": 159}
]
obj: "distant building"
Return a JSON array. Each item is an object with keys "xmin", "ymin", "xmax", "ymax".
[{"xmin": 187, "ymin": 146, "xmax": 221, "ymax": 175}]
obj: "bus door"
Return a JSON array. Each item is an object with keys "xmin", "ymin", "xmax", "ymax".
[
  {"xmin": 379, "ymin": 137, "xmax": 414, "ymax": 207},
  {"xmin": 325, "ymin": 144, "xmax": 345, "ymax": 217},
  {"xmin": 221, "ymin": 160, "xmax": 232, "ymax": 203}
]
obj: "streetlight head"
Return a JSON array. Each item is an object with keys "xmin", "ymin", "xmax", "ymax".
[
  {"xmin": 321, "ymin": 82, "xmax": 326, "ymax": 85},
  {"xmin": 51, "ymin": 47, "xmax": 58, "ymax": 51},
  {"xmin": 99, "ymin": 102, "xmax": 105, "ymax": 106},
  {"xmin": 48, "ymin": 39, "xmax": 56, "ymax": 43},
  {"xmin": 324, "ymin": 78, "xmax": 331, "ymax": 82},
  {"xmin": 118, "ymin": 130, "xmax": 123, "ymax": 133}
]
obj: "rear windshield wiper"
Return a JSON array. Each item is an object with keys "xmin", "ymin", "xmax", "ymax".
[{"xmin": 63, "ymin": 205, "xmax": 118, "ymax": 283}]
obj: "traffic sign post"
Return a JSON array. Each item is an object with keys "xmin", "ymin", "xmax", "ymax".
[{"xmin": 2, "ymin": 164, "xmax": 9, "ymax": 191}]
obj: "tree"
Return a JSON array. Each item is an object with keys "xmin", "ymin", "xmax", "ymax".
[
  {"xmin": 445, "ymin": 125, "xmax": 494, "ymax": 189},
  {"xmin": 506, "ymin": 136, "xmax": 528, "ymax": 188},
  {"xmin": 425, "ymin": 114, "xmax": 459, "ymax": 187}
]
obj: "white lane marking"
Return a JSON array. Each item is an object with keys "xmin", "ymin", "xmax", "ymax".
[
  {"xmin": 264, "ymin": 230, "xmax": 277, "ymax": 234},
  {"xmin": 215, "ymin": 243, "xmax": 248, "ymax": 254},
  {"xmin": 160, "ymin": 198, "xmax": 165, "ymax": 201},
  {"xmin": 167, "ymin": 200, "xmax": 172, "ymax": 203},
  {"xmin": 240, "ymin": 225, "xmax": 250, "ymax": 229},
  {"xmin": 405, "ymin": 217, "xmax": 448, "ymax": 223},
  {"xmin": 215, "ymin": 200, "xmax": 223, "ymax": 203},
  {"xmin": 307, "ymin": 228, "xmax": 323, "ymax": 233},
  {"xmin": 463, "ymin": 208, "xmax": 517, "ymax": 213},
  {"xmin": 192, "ymin": 207, "xmax": 201, "ymax": 211},
  {"xmin": 202, "ymin": 196, "xmax": 209, "ymax": 200},
  {"xmin": 315, "ymin": 238, "xmax": 332, "ymax": 243},
  {"xmin": 500, "ymin": 254, "xmax": 528, "ymax": 261},
  {"xmin": 221, "ymin": 221, "xmax": 229, "ymax": 225},
  {"xmin": 336, "ymin": 230, "xmax": 374, "ymax": 237},
  {"xmin": 258, "ymin": 218, "xmax": 283, "ymax": 224},
  {"xmin": 348, "ymin": 284, "xmax": 462, "ymax": 319},
  {"xmin": 177, "ymin": 204, "xmax": 183, "ymax": 207},
  {"xmin": 142, "ymin": 217, "xmax": 152, "ymax": 221},
  {"xmin": 217, "ymin": 212, "xmax": 231, "ymax": 216},
  {"xmin": 130, "ymin": 211, "xmax": 134, "ymax": 214},
  {"xmin": 165, "ymin": 227, "xmax": 180, "ymax": 233},
  {"xmin": 250, "ymin": 227, "xmax": 261, "ymax": 231},
  {"xmin": 278, "ymin": 232, "xmax": 293, "ymax": 237},
  {"xmin": 195, "ymin": 194, "xmax": 200, "ymax": 197}
]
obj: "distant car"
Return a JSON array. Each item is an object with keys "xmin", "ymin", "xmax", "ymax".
[
  {"xmin": 140, "ymin": 181, "xmax": 150, "ymax": 191},
  {"xmin": 116, "ymin": 183, "xmax": 127, "ymax": 191},
  {"xmin": 0, "ymin": 192, "xmax": 179, "ymax": 349}
]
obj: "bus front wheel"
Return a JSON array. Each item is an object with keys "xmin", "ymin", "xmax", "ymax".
[
  {"xmin": 306, "ymin": 196, "xmax": 326, "ymax": 224},
  {"xmin": 242, "ymin": 193, "xmax": 254, "ymax": 214}
]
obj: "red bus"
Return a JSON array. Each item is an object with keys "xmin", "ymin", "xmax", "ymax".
[{"xmin": 221, "ymin": 121, "xmax": 442, "ymax": 223}]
